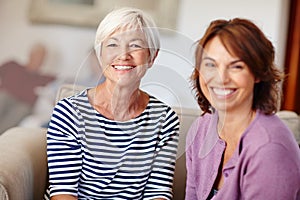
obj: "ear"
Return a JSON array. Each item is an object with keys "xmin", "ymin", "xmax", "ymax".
[{"xmin": 148, "ymin": 50, "xmax": 159, "ymax": 68}]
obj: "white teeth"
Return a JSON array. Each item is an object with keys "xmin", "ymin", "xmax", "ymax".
[
  {"xmin": 213, "ymin": 88, "xmax": 234, "ymax": 96},
  {"xmin": 113, "ymin": 65, "xmax": 134, "ymax": 70}
]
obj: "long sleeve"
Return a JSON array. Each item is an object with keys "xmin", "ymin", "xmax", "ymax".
[
  {"xmin": 185, "ymin": 119, "xmax": 200, "ymax": 200},
  {"xmin": 143, "ymin": 108, "xmax": 180, "ymax": 200},
  {"xmin": 47, "ymin": 99, "xmax": 82, "ymax": 197},
  {"xmin": 242, "ymin": 143, "xmax": 300, "ymax": 199}
]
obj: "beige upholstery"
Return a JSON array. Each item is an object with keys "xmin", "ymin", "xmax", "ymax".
[
  {"xmin": 0, "ymin": 84, "xmax": 299, "ymax": 200},
  {"xmin": 0, "ymin": 127, "xmax": 47, "ymax": 200}
]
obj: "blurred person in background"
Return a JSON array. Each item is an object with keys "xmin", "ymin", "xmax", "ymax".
[
  {"xmin": 0, "ymin": 43, "xmax": 55, "ymax": 133},
  {"xmin": 19, "ymin": 47, "xmax": 105, "ymax": 129}
]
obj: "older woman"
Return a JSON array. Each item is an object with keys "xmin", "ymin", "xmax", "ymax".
[
  {"xmin": 185, "ymin": 18, "xmax": 300, "ymax": 199},
  {"xmin": 45, "ymin": 7, "xmax": 179, "ymax": 200}
]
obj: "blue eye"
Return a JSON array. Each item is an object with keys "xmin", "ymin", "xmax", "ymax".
[
  {"xmin": 204, "ymin": 62, "xmax": 216, "ymax": 68},
  {"xmin": 130, "ymin": 44, "xmax": 143, "ymax": 48},
  {"xmin": 107, "ymin": 43, "xmax": 117, "ymax": 47}
]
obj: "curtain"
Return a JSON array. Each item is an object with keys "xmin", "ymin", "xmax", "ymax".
[{"xmin": 282, "ymin": 0, "xmax": 300, "ymax": 114}]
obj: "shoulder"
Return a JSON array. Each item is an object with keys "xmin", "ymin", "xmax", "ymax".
[
  {"xmin": 0, "ymin": 60, "xmax": 19, "ymax": 67},
  {"xmin": 244, "ymin": 112, "xmax": 295, "ymax": 144},
  {"xmin": 241, "ymin": 111, "xmax": 299, "ymax": 156},
  {"xmin": 0, "ymin": 61, "xmax": 22, "ymax": 72},
  {"xmin": 54, "ymin": 89, "xmax": 90, "ymax": 114},
  {"xmin": 148, "ymin": 95, "xmax": 171, "ymax": 109},
  {"xmin": 186, "ymin": 113, "xmax": 213, "ymax": 148},
  {"xmin": 61, "ymin": 89, "xmax": 89, "ymax": 103},
  {"xmin": 188, "ymin": 112, "xmax": 213, "ymax": 133},
  {"xmin": 148, "ymin": 95, "xmax": 178, "ymax": 118}
]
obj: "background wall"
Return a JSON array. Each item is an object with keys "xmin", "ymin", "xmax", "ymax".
[{"xmin": 0, "ymin": 0, "xmax": 290, "ymax": 109}]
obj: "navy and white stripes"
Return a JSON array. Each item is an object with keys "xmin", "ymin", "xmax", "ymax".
[{"xmin": 45, "ymin": 89, "xmax": 179, "ymax": 199}]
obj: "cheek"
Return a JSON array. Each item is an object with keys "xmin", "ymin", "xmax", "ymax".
[
  {"xmin": 199, "ymin": 67, "xmax": 216, "ymax": 83},
  {"xmin": 199, "ymin": 74, "xmax": 210, "ymax": 98},
  {"xmin": 134, "ymin": 50, "xmax": 151, "ymax": 64},
  {"xmin": 101, "ymin": 48, "xmax": 118, "ymax": 62},
  {"xmin": 199, "ymin": 68, "xmax": 214, "ymax": 96},
  {"xmin": 135, "ymin": 62, "xmax": 148, "ymax": 74},
  {"xmin": 137, "ymin": 67, "xmax": 148, "ymax": 78},
  {"xmin": 100, "ymin": 58, "xmax": 114, "ymax": 71},
  {"xmin": 235, "ymin": 73, "xmax": 256, "ymax": 88}
]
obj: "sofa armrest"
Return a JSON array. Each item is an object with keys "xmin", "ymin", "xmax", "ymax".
[
  {"xmin": 0, "ymin": 127, "xmax": 48, "ymax": 200},
  {"xmin": 277, "ymin": 110, "xmax": 300, "ymax": 144}
]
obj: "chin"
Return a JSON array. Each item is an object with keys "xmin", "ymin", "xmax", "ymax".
[{"xmin": 212, "ymin": 102, "xmax": 233, "ymax": 112}]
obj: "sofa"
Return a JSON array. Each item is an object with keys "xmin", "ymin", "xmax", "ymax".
[{"xmin": 0, "ymin": 84, "xmax": 299, "ymax": 200}]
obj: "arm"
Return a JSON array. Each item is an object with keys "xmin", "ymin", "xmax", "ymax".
[
  {"xmin": 47, "ymin": 99, "xmax": 82, "ymax": 198},
  {"xmin": 184, "ymin": 122, "xmax": 198, "ymax": 200},
  {"xmin": 143, "ymin": 109, "xmax": 180, "ymax": 200},
  {"xmin": 243, "ymin": 143, "xmax": 300, "ymax": 199},
  {"xmin": 185, "ymin": 146, "xmax": 196, "ymax": 200}
]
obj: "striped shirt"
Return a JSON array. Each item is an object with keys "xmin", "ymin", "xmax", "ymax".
[{"xmin": 44, "ymin": 89, "xmax": 179, "ymax": 200}]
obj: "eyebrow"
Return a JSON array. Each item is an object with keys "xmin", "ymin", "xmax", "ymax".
[
  {"xmin": 106, "ymin": 37, "xmax": 145, "ymax": 43},
  {"xmin": 230, "ymin": 59, "xmax": 243, "ymax": 65},
  {"xmin": 203, "ymin": 56, "xmax": 243, "ymax": 65},
  {"xmin": 106, "ymin": 37, "xmax": 118, "ymax": 42},
  {"xmin": 130, "ymin": 38, "xmax": 145, "ymax": 43},
  {"xmin": 202, "ymin": 57, "xmax": 214, "ymax": 62}
]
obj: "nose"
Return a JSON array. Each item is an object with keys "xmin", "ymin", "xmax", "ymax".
[
  {"xmin": 117, "ymin": 46, "xmax": 131, "ymax": 60},
  {"xmin": 217, "ymin": 67, "xmax": 230, "ymax": 84}
]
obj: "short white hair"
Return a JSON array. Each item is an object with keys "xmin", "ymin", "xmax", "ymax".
[{"xmin": 94, "ymin": 7, "xmax": 160, "ymax": 62}]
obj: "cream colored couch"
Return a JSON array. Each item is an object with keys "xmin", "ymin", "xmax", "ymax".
[{"xmin": 0, "ymin": 84, "xmax": 299, "ymax": 200}]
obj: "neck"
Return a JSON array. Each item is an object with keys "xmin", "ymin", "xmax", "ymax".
[
  {"xmin": 109, "ymin": 85, "xmax": 141, "ymax": 117},
  {"xmin": 90, "ymin": 82, "xmax": 146, "ymax": 121},
  {"xmin": 217, "ymin": 109, "xmax": 255, "ymax": 142}
]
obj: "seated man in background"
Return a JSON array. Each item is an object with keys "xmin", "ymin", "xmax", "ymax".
[{"xmin": 0, "ymin": 43, "xmax": 55, "ymax": 133}]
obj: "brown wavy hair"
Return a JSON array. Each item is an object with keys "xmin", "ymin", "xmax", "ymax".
[{"xmin": 191, "ymin": 18, "xmax": 284, "ymax": 115}]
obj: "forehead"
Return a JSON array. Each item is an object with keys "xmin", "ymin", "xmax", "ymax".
[
  {"xmin": 203, "ymin": 37, "xmax": 239, "ymax": 59},
  {"xmin": 106, "ymin": 27, "xmax": 146, "ymax": 41}
]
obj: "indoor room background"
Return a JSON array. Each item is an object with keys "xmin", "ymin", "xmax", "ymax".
[{"xmin": 0, "ymin": 0, "xmax": 290, "ymax": 110}]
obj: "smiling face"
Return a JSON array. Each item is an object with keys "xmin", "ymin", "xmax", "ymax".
[
  {"xmin": 100, "ymin": 28, "xmax": 152, "ymax": 88},
  {"xmin": 199, "ymin": 36, "xmax": 257, "ymax": 113}
]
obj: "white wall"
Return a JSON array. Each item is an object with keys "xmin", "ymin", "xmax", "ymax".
[{"xmin": 0, "ymin": 0, "xmax": 290, "ymax": 109}]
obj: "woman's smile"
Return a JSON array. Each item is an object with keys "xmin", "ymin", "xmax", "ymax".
[
  {"xmin": 199, "ymin": 36, "xmax": 256, "ymax": 112},
  {"xmin": 211, "ymin": 87, "xmax": 236, "ymax": 98},
  {"xmin": 112, "ymin": 65, "xmax": 135, "ymax": 70}
]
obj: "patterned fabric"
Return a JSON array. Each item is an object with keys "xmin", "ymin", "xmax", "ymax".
[{"xmin": 44, "ymin": 89, "xmax": 179, "ymax": 200}]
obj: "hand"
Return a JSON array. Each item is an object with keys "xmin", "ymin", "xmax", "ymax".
[{"xmin": 51, "ymin": 194, "xmax": 77, "ymax": 200}]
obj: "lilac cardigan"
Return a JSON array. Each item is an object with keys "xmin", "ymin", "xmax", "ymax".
[{"xmin": 185, "ymin": 111, "xmax": 300, "ymax": 200}]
